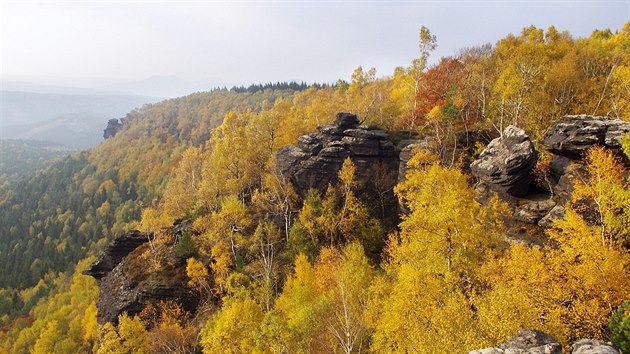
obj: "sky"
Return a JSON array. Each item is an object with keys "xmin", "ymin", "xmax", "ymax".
[{"xmin": 2, "ymin": 0, "xmax": 629, "ymax": 90}]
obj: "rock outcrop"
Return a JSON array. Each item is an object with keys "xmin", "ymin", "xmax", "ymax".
[
  {"xmin": 103, "ymin": 118, "xmax": 123, "ymax": 139},
  {"xmin": 471, "ymin": 125, "xmax": 538, "ymax": 197},
  {"xmin": 470, "ymin": 329, "xmax": 621, "ymax": 354},
  {"xmin": 514, "ymin": 195, "xmax": 557, "ymax": 225},
  {"xmin": 471, "ymin": 116, "xmax": 629, "ymax": 230},
  {"xmin": 85, "ymin": 221, "xmax": 200, "ymax": 325},
  {"xmin": 571, "ymin": 339, "xmax": 620, "ymax": 354},
  {"xmin": 84, "ymin": 230, "xmax": 148, "ymax": 280},
  {"xmin": 542, "ymin": 115, "xmax": 630, "ymax": 158},
  {"xmin": 276, "ymin": 112, "xmax": 399, "ymax": 196},
  {"xmin": 469, "ymin": 329, "xmax": 562, "ymax": 354}
]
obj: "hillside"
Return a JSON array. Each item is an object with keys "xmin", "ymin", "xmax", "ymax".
[
  {"xmin": 0, "ymin": 24, "xmax": 629, "ymax": 354},
  {"xmin": 0, "ymin": 140, "xmax": 72, "ymax": 187},
  {"xmin": 0, "ymin": 88, "xmax": 303, "ymax": 290}
]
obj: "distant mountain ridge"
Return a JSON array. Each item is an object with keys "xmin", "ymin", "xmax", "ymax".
[
  {"xmin": 1, "ymin": 90, "xmax": 162, "ymax": 148},
  {"xmin": 6, "ymin": 112, "xmax": 111, "ymax": 149}
]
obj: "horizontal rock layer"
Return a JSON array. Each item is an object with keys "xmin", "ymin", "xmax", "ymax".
[
  {"xmin": 543, "ymin": 115, "xmax": 630, "ymax": 158},
  {"xmin": 276, "ymin": 112, "xmax": 398, "ymax": 194},
  {"xmin": 471, "ymin": 125, "xmax": 538, "ymax": 197}
]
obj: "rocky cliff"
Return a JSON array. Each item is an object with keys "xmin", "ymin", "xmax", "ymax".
[
  {"xmin": 85, "ymin": 220, "xmax": 199, "ymax": 325},
  {"xmin": 276, "ymin": 112, "xmax": 399, "ymax": 193}
]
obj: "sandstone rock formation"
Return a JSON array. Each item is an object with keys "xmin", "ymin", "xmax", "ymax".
[
  {"xmin": 542, "ymin": 115, "xmax": 630, "ymax": 158},
  {"xmin": 571, "ymin": 339, "xmax": 620, "ymax": 354},
  {"xmin": 470, "ymin": 117, "xmax": 625, "ymax": 229},
  {"xmin": 85, "ymin": 220, "xmax": 199, "ymax": 325},
  {"xmin": 469, "ymin": 329, "xmax": 621, "ymax": 354},
  {"xmin": 471, "ymin": 125, "xmax": 538, "ymax": 197},
  {"xmin": 514, "ymin": 196, "xmax": 557, "ymax": 225},
  {"xmin": 276, "ymin": 112, "xmax": 399, "ymax": 197},
  {"xmin": 84, "ymin": 230, "xmax": 148, "ymax": 280},
  {"xmin": 538, "ymin": 205, "xmax": 566, "ymax": 228},
  {"xmin": 469, "ymin": 329, "xmax": 562, "ymax": 354},
  {"xmin": 103, "ymin": 118, "xmax": 123, "ymax": 139}
]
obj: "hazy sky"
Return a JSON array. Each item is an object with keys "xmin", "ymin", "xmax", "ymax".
[{"xmin": 2, "ymin": 0, "xmax": 629, "ymax": 88}]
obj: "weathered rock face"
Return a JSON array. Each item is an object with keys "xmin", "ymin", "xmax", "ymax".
[
  {"xmin": 103, "ymin": 118, "xmax": 123, "ymax": 139},
  {"xmin": 84, "ymin": 230, "xmax": 148, "ymax": 280},
  {"xmin": 95, "ymin": 256, "xmax": 198, "ymax": 325},
  {"xmin": 276, "ymin": 112, "xmax": 399, "ymax": 196},
  {"xmin": 514, "ymin": 195, "xmax": 557, "ymax": 225},
  {"xmin": 538, "ymin": 205, "xmax": 566, "ymax": 228},
  {"xmin": 469, "ymin": 329, "xmax": 562, "ymax": 354},
  {"xmin": 471, "ymin": 125, "xmax": 538, "ymax": 197},
  {"xmin": 542, "ymin": 115, "xmax": 630, "ymax": 158},
  {"xmin": 571, "ymin": 339, "xmax": 620, "ymax": 354},
  {"xmin": 470, "ymin": 329, "xmax": 620, "ymax": 354},
  {"xmin": 85, "ymin": 222, "xmax": 199, "ymax": 325},
  {"xmin": 471, "ymin": 116, "xmax": 630, "ymax": 233}
]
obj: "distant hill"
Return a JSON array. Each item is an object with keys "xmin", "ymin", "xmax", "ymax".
[
  {"xmin": 6, "ymin": 112, "xmax": 120, "ymax": 149},
  {"xmin": 0, "ymin": 139, "xmax": 72, "ymax": 187},
  {"xmin": 1, "ymin": 90, "xmax": 161, "ymax": 148}
]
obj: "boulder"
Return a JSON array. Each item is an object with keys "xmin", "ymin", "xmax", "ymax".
[
  {"xmin": 542, "ymin": 115, "xmax": 630, "ymax": 158},
  {"xmin": 469, "ymin": 329, "xmax": 562, "ymax": 354},
  {"xmin": 471, "ymin": 125, "xmax": 538, "ymax": 197},
  {"xmin": 334, "ymin": 112, "xmax": 360, "ymax": 129},
  {"xmin": 571, "ymin": 339, "xmax": 619, "ymax": 354}
]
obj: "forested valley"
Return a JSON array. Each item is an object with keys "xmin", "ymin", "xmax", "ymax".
[{"xmin": 1, "ymin": 24, "xmax": 629, "ymax": 353}]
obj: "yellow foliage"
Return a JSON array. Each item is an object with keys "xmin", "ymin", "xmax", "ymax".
[
  {"xmin": 81, "ymin": 302, "xmax": 98, "ymax": 347},
  {"xmin": 138, "ymin": 207, "xmax": 171, "ymax": 234},
  {"xmin": 370, "ymin": 151, "xmax": 506, "ymax": 352},
  {"xmin": 200, "ymin": 297, "xmax": 263, "ymax": 354},
  {"xmin": 572, "ymin": 146, "xmax": 628, "ymax": 247},
  {"xmin": 186, "ymin": 257, "xmax": 210, "ymax": 293},
  {"xmin": 97, "ymin": 313, "xmax": 149, "ymax": 354},
  {"xmin": 162, "ymin": 146, "xmax": 203, "ymax": 220},
  {"xmin": 32, "ymin": 320, "xmax": 62, "ymax": 354}
]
